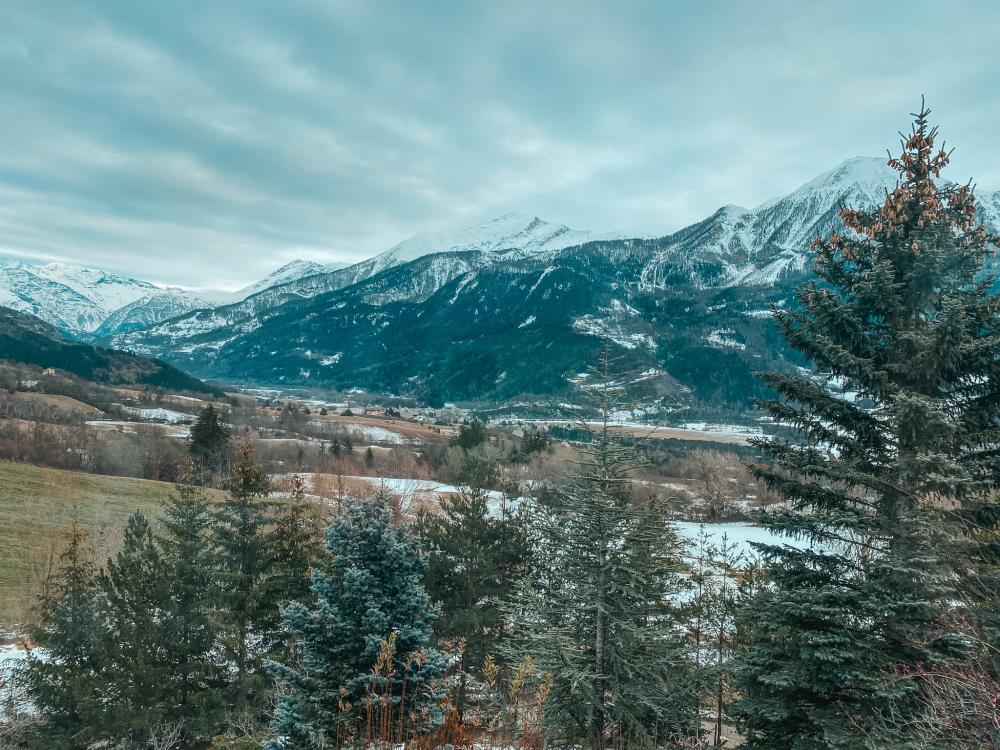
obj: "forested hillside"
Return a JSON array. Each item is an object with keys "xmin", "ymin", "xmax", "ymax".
[{"xmin": 0, "ymin": 306, "xmax": 222, "ymax": 396}]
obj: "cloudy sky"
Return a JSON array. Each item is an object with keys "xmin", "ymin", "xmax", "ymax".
[{"xmin": 2, "ymin": 0, "xmax": 999, "ymax": 289}]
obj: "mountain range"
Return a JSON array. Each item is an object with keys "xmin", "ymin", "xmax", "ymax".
[
  {"xmin": 0, "ymin": 258, "xmax": 346, "ymax": 340},
  {"xmin": 4, "ymin": 156, "xmax": 999, "ymax": 413}
]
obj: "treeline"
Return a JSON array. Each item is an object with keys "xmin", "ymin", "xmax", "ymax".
[
  {"xmin": 7, "ymin": 443, "xmax": 321, "ymax": 749},
  {"xmin": 6, "ymin": 420, "xmax": 750, "ymax": 749}
]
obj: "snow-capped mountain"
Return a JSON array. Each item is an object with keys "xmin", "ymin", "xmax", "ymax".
[
  {"xmin": 639, "ymin": 157, "xmax": 906, "ymax": 288},
  {"xmin": 0, "ymin": 257, "xmax": 355, "ymax": 339},
  {"xmin": 103, "ymin": 155, "xmax": 1000, "ymax": 407},
  {"xmin": 230, "ymin": 259, "xmax": 347, "ymax": 300},
  {"xmin": 104, "ymin": 214, "xmax": 631, "ymax": 354},
  {"xmin": 0, "ymin": 262, "xmax": 164, "ymax": 336},
  {"xmin": 12, "ymin": 155, "xmax": 1000, "ymax": 406},
  {"xmin": 376, "ymin": 211, "xmax": 624, "ymax": 267}
]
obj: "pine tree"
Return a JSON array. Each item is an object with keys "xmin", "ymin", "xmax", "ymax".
[
  {"xmin": 731, "ymin": 104, "xmax": 1000, "ymax": 749},
  {"xmin": 212, "ymin": 438, "xmax": 278, "ymax": 715},
  {"xmin": 23, "ymin": 519, "xmax": 103, "ymax": 750},
  {"xmin": 190, "ymin": 403, "xmax": 231, "ymax": 480},
  {"xmin": 267, "ymin": 491, "xmax": 445, "ymax": 749},
  {"xmin": 505, "ymin": 364, "xmax": 697, "ymax": 748},
  {"xmin": 268, "ymin": 473, "xmax": 322, "ymax": 658},
  {"xmin": 93, "ymin": 512, "xmax": 174, "ymax": 741},
  {"xmin": 157, "ymin": 473, "xmax": 226, "ymax": 740},
  {"xmin": 416, "ymin": 482, "xmax": 531, "ymax": 711}
]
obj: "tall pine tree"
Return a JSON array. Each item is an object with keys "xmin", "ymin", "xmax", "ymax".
[
  {"xmin": 212, "ymin": 437, "xmax": 279, "ymax": 716},
  {"xmin": 416, "ymin": 483, "xmax": 531, "ymax": 712},
  {"xmin": 267, "ymin": 491, "xmax": 445, "ymax": 749},
  {"xmin": 505, "ymin": 362, "xmax": 697, "ymax": 749},
  {"xmin": 267, "ymin": 472, "xmax": 323, "ymax": 663},
  {"xmin": 190, "ymin": 402, "xmax": 231, "ymax": 481},
  {"xmin": 23, "ymin": 519, "xmax": 103, "ymax": 750},
  {"xmin": 157, "ymin": 474, "xmax": 226, "ymax": 741},
  {"xmin": 732, "ymin": 104, "xmax": 1000, "ymax": 749},
  {"xmin": 93, "ymin": 512, "xmax": 174, "ymax": 742}
]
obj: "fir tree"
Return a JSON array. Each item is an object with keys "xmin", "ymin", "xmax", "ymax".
[
  {"xmin": 157, "ymin": 473, "xmax": 226, "ymax": 740},
  {"xmin": 93, "ymin": 512, "xmax": 174, "ymax": 742},
  {"xmin": 416, "ymin": 483, "xmax": 531, "ymax": 711},
  {"xmin": 505, "ymin": 361, "xmax": 697, "ymax": 748},
  {"xmin": 212, "ymin": 437, "xmax": 278, "ymax": 714},
  {"xmin": 267, "ymin": 491, "xmax": 445, "ymax": 749},
  {"xmin": 268, "ymin": 473, "xmax": 322, "ymax": 659},
  {"xmin": 731, "ymin": 104, "xmax": 1000, "ymax": 749},
  {"xmin": 22, "ymin": 519, "xmax": 103, "ymax": 750},
  {"xmin": 190, "ymin": 403, "xmax": 231, "ymax": 479}
]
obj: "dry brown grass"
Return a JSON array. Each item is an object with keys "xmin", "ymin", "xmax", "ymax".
[
  {"xmin": 0, "ymin": 460, "xmax": 224, "ymax": 628},
  {"xmin": 10, "ymin": 392, "xmax": 103, "ymax": 417}
]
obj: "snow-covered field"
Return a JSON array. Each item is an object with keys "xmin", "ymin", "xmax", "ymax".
[
  {"xmin": 86, "ymin": 420, "xmax": 191, "ymax": 438},
  {"xmin": 679, "ymin": 422, "xmax": 763, "ymax": 437},
  {"xmin": 340, "ymin": 424, "xmax": 410, "ymax": 444},
  {"xmin": 674, "ymin": 520, "xmax": 820, "ymax": 558},
  {"xmin": 121, "ymin": 406, "xmax": 192, "ymax": 424}
]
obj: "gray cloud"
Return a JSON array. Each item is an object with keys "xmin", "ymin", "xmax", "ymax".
[{"xmin": 1, "ymin": 0, "xmax": 998, "ymax": 288}]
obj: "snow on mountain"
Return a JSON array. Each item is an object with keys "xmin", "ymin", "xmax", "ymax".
[
  {"xmin": 231, "ymin": 259, "xmax": 347, "ymax": 300},
  {"xmin": 0, "ymin": 262, "xmax": 161, "ymax": 336},
  {"xmin": 93, "ymin": 288, "xmax": 217, "ymax": 338},
  {"xmin": 640, "ymin": 156, "xmax": 904, "ymax": 289},
  {"xmin": 0, "ymin": 257, "xmax": 353, "ymax": 339},
  {"xmin": 12, "ymin": 156, "xmax": 1000, "ymax": 356},
  {"xmin": 373, "ymin": 211, "xmax": 627, "ymax": 269}
]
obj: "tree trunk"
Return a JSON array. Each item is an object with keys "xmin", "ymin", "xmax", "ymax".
[{"xmin": 593, "ymin": 542, "xmax": 607, "ymax": 750}]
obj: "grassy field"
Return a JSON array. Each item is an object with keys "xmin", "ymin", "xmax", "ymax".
[{"xmin": 0, "ymin": 461, "xmax": 214, "ymax": 628}]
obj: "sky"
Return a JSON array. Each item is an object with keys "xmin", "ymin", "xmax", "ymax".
[{"xmin": 2, "ymin": 0, "xmax": 999, "ymax": 290}]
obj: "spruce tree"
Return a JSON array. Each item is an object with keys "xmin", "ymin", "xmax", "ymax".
[
  {"xmin": 190, "ymin": 402, "xmax": 231, "ymax": 480},
  {"xmin": 731, "ymin": 104, "xmax": 1000, "ymax": 749},
  {"xmin": 416, "ymin": 483, "xmax": 531, "ymax": 711},
  {"xmin": 268, "ymin": 473, "xmax": 322, "ymax": 661},
  {"xmin": 23, "ymin": 519, "xmax": 103, "ymax": 750},
  {"xmin": 505, "ymin": 371, "xmax": 697, "ymax": 748},
  {"xmin": 93, "ymin": 512, "xmax": 174, "ymax": 742},
  {"xmin": 212, "ymin": 438, "xmax": 278, "ymax": 715},
  {"xmin": 157, "ymin": 474, "xmax": 226, "ymax": 740},
  {"xmin": 267, "ymin": 491, "xmax": 445, "ymax": 749}
]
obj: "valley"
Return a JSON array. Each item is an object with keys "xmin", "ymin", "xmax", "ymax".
[{"xmin": 6, "ymin": 157, "xmax": 998, "ymax": 422}]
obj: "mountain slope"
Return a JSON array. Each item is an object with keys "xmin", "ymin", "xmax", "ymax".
[
  {"xmin": 0, "ymin": 306, "xmax": 222, "ymax": 395},
  {"xmin": 111, "ymin": 157, "xmax": 1000, "ymax": 410},
  {"xmin": 0, "ymin": 258, "xmax": 350, "ymax": 340},
  {"xmin": 230, "ymin": 259, "xmax": 348, "ymax": 300},
  {"xmin": 375, "ymin": 211, "xmax": 625, "ymax": 266}
]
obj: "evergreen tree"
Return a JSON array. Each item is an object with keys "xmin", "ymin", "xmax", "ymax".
[
  {"xmin": 267, "ymin": 491, "xmax": 445, "ymax": 749},
  {"xmin": 93, "ymin": 512, "xmax": 174, "ymax": 742},
  {"xmin": 452, "ymin": 420, "xmax": 487, "ymax": 451},
  {"xmin": 190, "ymin": 403, "xmax": 231, "ymax": 479},
  {"xmin": 731, "ymin": 104, "xmax": 1000, "ymax": 749},
  {"xmin": 416, "ymin": 483, "xmax": 531, "ymax": 711},
  {"xmin": 505, "ymin": 372, "xmax": 697, "ymax": 748},
  {"xmin": 212, "ymin": 438, "xmax": 278, "ymax": 714},
  {"xmin": 23, "ymin": 519, "xmax": 103, "ymax": 750},
  {"xmin": 268, "ymin": 473, "xmax": 322, "ymax": 657},
  {"xmin": 157, "ymin": 474, "xmax": 226, "ymax": 740}
]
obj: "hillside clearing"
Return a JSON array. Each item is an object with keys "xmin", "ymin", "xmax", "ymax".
[{"xmin": 0, "ymin": 461, "xmax": 222, "ymax": 627}]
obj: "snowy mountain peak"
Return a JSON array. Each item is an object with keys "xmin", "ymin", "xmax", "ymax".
[
  {"xmin": 380, "ymin": 211, "xmax": 623, "ymax": 267},
  {"xmin": 790, "ymin": 156, "xmax": 898, "ymax": 206},
  {"xmin": 233, "ymin": 259, "xmax": 346, "ymax": 299}
]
